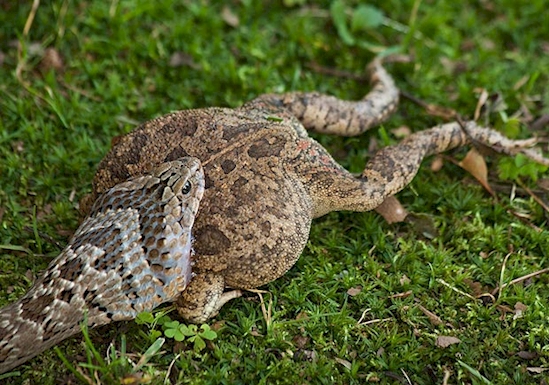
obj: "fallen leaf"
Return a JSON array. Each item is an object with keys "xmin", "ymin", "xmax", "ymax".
[
  {"xmin": 210, "ymin": 320, "xmax": 226, "ymax": 331},
  {"xmin": 418, "ymin": 305, "xmax": 443, "ymax": 326},
  {"xmin": 40, "ymin": 47, "xmax": 64, "ymax": 73},
  {"xmin": 514, "ymin": 302, "xmax": 527, "ymax": 319},
  {"xmin": 400, "ymin": 275, "xmax": 411, "ymax": 285},
  {"xmin": 11, "ymin": 140, "xmax": 24, "ymax": 153},
  {"xmin": 517, "ymin": 351, "xmax": 538, "ymax": 360},
  {"xmin": 390, "ymin": 125, "xmax": 411, "ymax": 138},
  {"xmin": 294, "ymin": 349, "xmax": 317, "ymax": 362},
  {"xmin": 430, "ymin": 155, "xmax": 444, "ymax": 172},
  {"xmin": 388, "ymin": 290, "xmax": 412, "ymax": 299},
  {"xmin": 375, "ymin": 196, "xmax": 408, "ymax": 224},
  {"xmin": 436, "ymin": 336, "xmax": 461, "ymax": 348},
  {"xmin": 463, "ymin": 278, "xmax": 483, "ymax": 297},
  {"xmin": 334, "ymin": 357, "xmax": 352, "ymax": 370},
  {"xmin": 347, "ymin": 286, "xmax": 362, "ymax": 296},
  {"xmin": 25, "ymin": 269, "xmax": 35, "ymax": 282},
  {"xmin": 458, "ymin": 148, "xmax": 494, "ymax": 195},
  {"xmin": 292, "ymin": 335, "xmax": 309, "ymax": 349},
  {"xmin": 425, "ymin": 103, "xmax": 457, "ymax": 119},
  {"xmin": 295, "ymin": 311, "xmax": 309, "ymax": 321},
  {"xmin": 168, "ymin": 51, "xmax": 199, "ymax": 69},
  {"xmin": 249, "ymin": 327, "xmax": 263, "ymax": 337},
  {"xmin": 221, "ymin": 6, "xmax": 239, "ymax": 27},
  {"xmin": 526, "ymin": 367, "xmax": 548, "ymax": 374}
]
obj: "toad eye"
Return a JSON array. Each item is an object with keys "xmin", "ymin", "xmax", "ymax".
[{"xmin": 182, "ymin": 181, "xmax": 192, "ymax": 194}]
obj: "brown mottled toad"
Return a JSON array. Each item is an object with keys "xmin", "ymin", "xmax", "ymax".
[{"xmin": 84, "ymin": 59, "xmax": 548, "ymax": 323}]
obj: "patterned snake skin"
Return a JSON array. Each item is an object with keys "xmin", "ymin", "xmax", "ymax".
[{"xmin": 0, "ymin": 158, "xmax": 204, "ymax": 374}]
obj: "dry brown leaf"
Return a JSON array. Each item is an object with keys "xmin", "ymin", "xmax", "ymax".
[
  {"xmin": 334, "ymin": 357, "xmax": 352, "ymax": 370},
  {"xmin": 292, "ymin": 335, "xmax": 309, "ymax": 349},
  {"xmin": 25, "ymin": 269, "xmax": 35, "ymax": 282},
  {"xmin": 375, "ymin": 196, "xmax": 408, "ymax": 224},
  {"xmin": 294, "ymin": 349, "xmax": 317, "ymax": 362},
  {"xmin": 430, "ymin": 155, "xmax": 444, "ymax": 172},
  {"xmin": 295, "ymin": 311, "xmax": 309, "ymax": 321},
  {"xmin": 517, "ymin": 351, "xmax": 538, "ymax": 360},
  {"xmin": 425, "ymin": 104, "xmax": 457, "ymax": 119},
  {"xmin": 210, "ymin": 320, "xmax": 226, "ymax": 331},
  {"xmin": 347, "ymin": 286, "xmax": 362, "ymax": 296},
  {"xmin": 418, "ymin": 304, "xmax": 443, "ymax": 326},
  {"xmin": 249, "ymin": 327, "xmax": 263, "ymax": 337},
  {"xmin": 526, "ymin": 367, "xmax": 548, "ymax": 374},
  {"xmin": 463, "ymin": 278, "xmax": 483, "ymax": 297},
  {"xmin": 390, "ymin": 126, "xmax": 411, "ymax": 138},
  {"xmin": 388, "ymin": 290, "xmax": 412, "ymax": 299},
  {"xmin": 458, "ymin": 148, "xmax": 495, "ymax": 195},
  {"xmin": 400, "ymin": 275, "xmax": 411, "ymax": 285},
  {"xmin": 221, "ymin": 6, "xmax": 239, "ymax": 27},
  {"xmin": 168, "ymin": 52, "xmax": 199, "ymax": 69},
  {"xmin": 435, "ymin": 336, "xmax": 461, "ymax": 348},
  {"xmin": 11, "ymin": 140, "xmax": 24, "ymax": 153},
  {"xmin": 40, "ymin": 47, "xmax": 64, "ymax": 73},
  {"xmin": 514, "ymin": 301, "xmax": 527, "ymax": 320}
]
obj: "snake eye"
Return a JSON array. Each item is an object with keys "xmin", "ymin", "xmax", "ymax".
[{"xmin": 182, "ymin": 181, "xmax": 192, "ymax": 194}]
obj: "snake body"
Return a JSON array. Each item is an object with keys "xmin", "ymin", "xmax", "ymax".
[{"xmin": 0, "ymin": 158, "xmax": 204, "ymax": 374}]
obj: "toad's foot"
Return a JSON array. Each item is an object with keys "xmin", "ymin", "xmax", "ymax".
[{"xmin": 176, "ymin": 273, "xmax": 243, "ymax": 323}]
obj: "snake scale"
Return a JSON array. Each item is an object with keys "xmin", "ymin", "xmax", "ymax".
[{"xmin": 0, "ymin": 158, "xmax": 204, "ymax": 374}]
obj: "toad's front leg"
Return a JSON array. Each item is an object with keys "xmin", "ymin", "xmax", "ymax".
[
  {"xmin": 298, "ymin": 121, "xmax": 549, "ymax": 217},
  {"xmin": 175, "ymin": 273, "xmax": 242, "ymax": 323}
]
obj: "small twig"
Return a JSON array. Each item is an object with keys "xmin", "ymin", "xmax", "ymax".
[
  {"xmin": 437, "ymin": 278, "xmax": 478, "ymax": 301},
  {"xmin": 359, "ymin": 318, "xmax": 392, "ymax": 326},
  {"xmin": 23, "ymin": 225, "xmax": 65, "ymax": 251},
  {"xmin": 400, "ymin": 91, "xmax": 457, "ymax": 120},
  {"xmin": 357, "ymin": 308, "xmax": 370, "ymax": 324},
  {"xmin": 401, "ymin": 368, "xmax": 413, "ymax": 385},
  {"xmin": 248, "ymin": 288, "xmax": 272, "ymax": 328},
  {"xmin": 505, "ymin": 209, "xmax": 543, "ymax": 232},
  {"xmin": 516, "ymin": 178, "xmax": 549, "ymax": 213},
  {"xmin": 491, "ymin": 267, "xmax": 549, "ymax": 296},
  {"xmin": 165, "ymin": 353, "xmax": 181, "ymax": 385},
  {"xmin": 306, "ymin": 62, "xmax": 368, "ymax": 81}
]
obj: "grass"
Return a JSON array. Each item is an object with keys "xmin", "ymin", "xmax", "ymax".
[{"xmin": 1, "ymin": 0, "xmax": 549, "ymax": 383}]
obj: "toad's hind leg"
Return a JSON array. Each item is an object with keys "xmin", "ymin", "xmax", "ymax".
[
  {"xmin": 306, "ymin": 121, "xmax": 548, "ymax": 217},
  {"xmin": 252, "ymin": 58, "xmax": 399, "ymax": 137}
]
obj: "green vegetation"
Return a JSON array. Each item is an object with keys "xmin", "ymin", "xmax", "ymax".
[{"xmin": 1, "ymin": 0, "xmax": 548, "ymax": 383}]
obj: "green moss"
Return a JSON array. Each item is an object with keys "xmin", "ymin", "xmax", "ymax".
[{"xmin": 1, "ymin": 1, "xmax": 548, "ymax": 383}]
